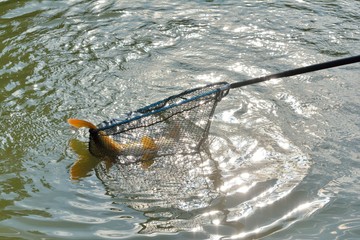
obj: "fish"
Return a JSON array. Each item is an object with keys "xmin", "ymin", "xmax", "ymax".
[
  {"xmin": 68, "ymin": 118, "xmax": 159, "ymax": 159},
  {"xmin": 68, "ymin": 118, "xmax": 181, "ymax": 179}
]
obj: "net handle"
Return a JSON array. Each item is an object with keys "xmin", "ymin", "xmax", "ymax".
[{"xmin": 229, "ymin": 55, "xmax": 360, "ymax": 89}]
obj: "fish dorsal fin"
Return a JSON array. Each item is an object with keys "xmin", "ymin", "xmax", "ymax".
[
  {"xmin": 68, "ymin": 119, "xmax": 97, "ymax": 129},
  {"xmin": 141, "ymin": 136, "xmax": 158, "ymax": 151}
]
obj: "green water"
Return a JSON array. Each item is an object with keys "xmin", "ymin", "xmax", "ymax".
[{"xmin": 1, "ymin": 0, "xmax": 360, "ymax": 239}]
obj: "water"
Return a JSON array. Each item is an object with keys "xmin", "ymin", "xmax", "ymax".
[{"xmin": 1, "ymin": 0, "xmax": 359, "ymax": 239}]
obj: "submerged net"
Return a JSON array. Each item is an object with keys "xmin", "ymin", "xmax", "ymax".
[
  {"xmin": 90, "ymin": 82, "xmax": 230, "ymax": 162},
  {"xmin": 96, "ymin": 150, "xmax": 221, "ymax": 212}
]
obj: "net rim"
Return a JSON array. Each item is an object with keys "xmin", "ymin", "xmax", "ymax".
[{"xmin": 96, "ymin": 82, "xmax": 230, "ymax": 132}]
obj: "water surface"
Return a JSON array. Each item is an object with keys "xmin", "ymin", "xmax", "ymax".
[{"xmin": 1, "ymin": 0, "xmax": 360, "ymax": 239}]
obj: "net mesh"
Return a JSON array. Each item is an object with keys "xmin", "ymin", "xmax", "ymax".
[
  {"xmin": 89, "ymin": 82, "xmax": 230, "ymax": 162},
  {"xmin": 95, "ymin": 150, "xmax": 221, "ymax": 212}
]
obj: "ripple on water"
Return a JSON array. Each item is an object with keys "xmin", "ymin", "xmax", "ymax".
[
  {"xmin": 90, "ymin": 99, "xmax": 313, "ymax": 236},
  {"xmin": 1, "ymin": 0, "xmax": 359, "ymax": 239}
]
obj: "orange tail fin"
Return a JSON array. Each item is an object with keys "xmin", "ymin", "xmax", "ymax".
[{"xmin": 68, "ymin": 118, "xmax": 97, "ymax": 129}]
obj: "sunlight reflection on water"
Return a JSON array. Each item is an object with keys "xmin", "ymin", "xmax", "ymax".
[{"xmin": 0, "ymin": 0, "xmax": 359, "ymax": 239}]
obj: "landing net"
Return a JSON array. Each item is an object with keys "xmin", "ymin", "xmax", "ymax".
[{"xmin": 91, "ymin": 82, "xmax": 230, "ymax": 161}]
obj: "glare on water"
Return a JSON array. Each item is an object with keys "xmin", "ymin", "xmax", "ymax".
[{"xmin": 0, "ymin": 0, "xmax": 360, "ymax": 239}]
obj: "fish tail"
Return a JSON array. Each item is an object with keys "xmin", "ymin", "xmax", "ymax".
[{"xmin": 68, "ymin": 118, "xmax": 97, "ymax": 129}]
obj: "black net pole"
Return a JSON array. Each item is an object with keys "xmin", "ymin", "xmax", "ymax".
[{"xmin": 229, "ymin": 55, "xmax": 360, "ymax": 89}]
